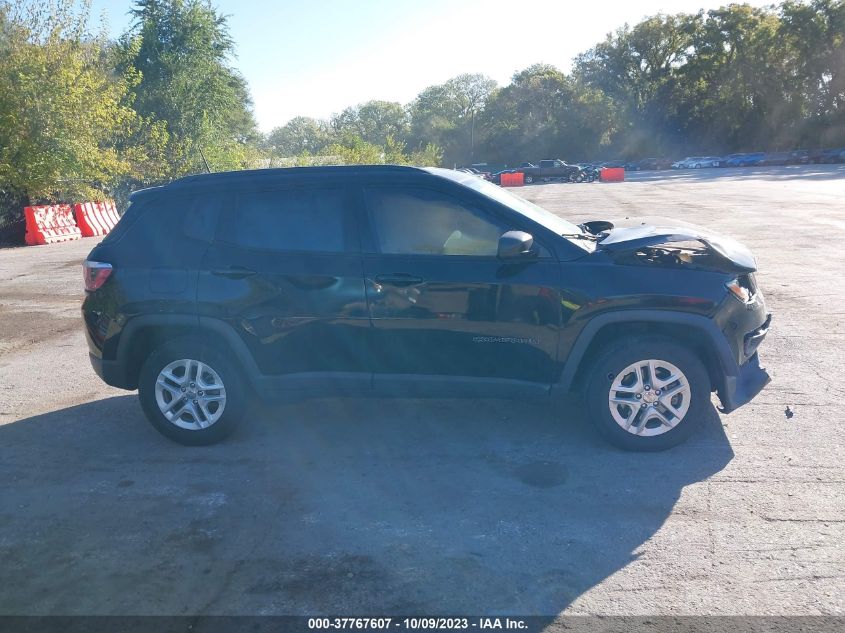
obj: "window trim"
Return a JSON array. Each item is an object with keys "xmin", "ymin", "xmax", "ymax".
[
  {"xmin": 218, "ymin": 184, "xmax": 360, "ymax": 255},
  {"xmin": 362, "ymin": 184, "xmax": 553, "ymax": 260}
]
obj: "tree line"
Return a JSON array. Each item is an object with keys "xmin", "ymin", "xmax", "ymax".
[
  {"xmin": 1, "ymin": 0, "xmax": 843, "ymax": 237},
  {"xmin": 274, "ymin": 0, "xmax": 844, "ymax": 167}
]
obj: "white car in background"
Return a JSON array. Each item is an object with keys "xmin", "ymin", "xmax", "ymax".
[
  {"xmin": 691, "ymin": 156, "xmax": 722, "ymax": 168},
  {"xmin": 672, "ymin": 156, "xmax": 702, "ymax": 168},
  {"xmin": 672, "ymin": 156, "xmax": 721, "ymax": 169}
]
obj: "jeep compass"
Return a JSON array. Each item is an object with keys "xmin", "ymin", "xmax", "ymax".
[{"xmin": 82, "ymin": 166, "xmax": 771, "ymax": 450}]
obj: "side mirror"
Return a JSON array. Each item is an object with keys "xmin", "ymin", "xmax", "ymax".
[{"xmin": 497, "ymin": 230, "xmax": 535, "ymax": 259}]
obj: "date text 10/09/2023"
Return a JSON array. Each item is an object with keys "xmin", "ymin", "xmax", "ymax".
[{"xmin": 307, "ymin": 618, "xmax": 529, "ymax": 630}]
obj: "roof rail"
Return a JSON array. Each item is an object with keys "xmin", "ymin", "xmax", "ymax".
[{"xmin": 170, "ymin": 164, "xmax": 428, "ymax": 186}]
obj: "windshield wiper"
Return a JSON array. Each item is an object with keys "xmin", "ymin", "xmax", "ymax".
[{"xmin": 561, "ymin": 232, "xmax": 599, "ymax": 241}]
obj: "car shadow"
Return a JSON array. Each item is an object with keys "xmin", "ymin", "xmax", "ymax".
[{"xmin": 0, "ymin": 393, "xmax": 733, "ymax": 616}]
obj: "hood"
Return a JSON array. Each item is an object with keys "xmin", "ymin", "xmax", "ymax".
[{"xmin": 592, "ymin": 217, "xmax": 757, "ymax": 273}]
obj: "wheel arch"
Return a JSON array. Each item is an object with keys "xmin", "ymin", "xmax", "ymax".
[
  {"xmin": 117, "ymin": 315, "xmax": 259, "ymax": 390},
  {"xmin": 558, "ymin": 310, "xmax": 736, "ymax": 395}
]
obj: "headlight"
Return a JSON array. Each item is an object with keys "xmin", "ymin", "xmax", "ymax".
[{"xmin": 726, "ymin": 278, "xmax": 752, "ymax": 303}]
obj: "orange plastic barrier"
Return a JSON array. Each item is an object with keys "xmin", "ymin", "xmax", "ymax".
[
  {"xmin": 501, "ymin": 172, "xmax": 525, "ymax": 187},
  {"xmin": 24, "ymin": 204, "xmax": 83, "ymax": 245},
  {"xmin": 600, "ymin": 167, "xmax": 625, "ymax": 182},
  {"xmin": 74, "ymin": 201, "xmax": 119, "ymax": 237}
]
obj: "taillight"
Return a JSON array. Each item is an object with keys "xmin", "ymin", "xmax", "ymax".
[{"xmin": 83, "ymin": 260, "xmax": 112, "ymax": 291}]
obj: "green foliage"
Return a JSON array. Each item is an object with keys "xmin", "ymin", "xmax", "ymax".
[
  {"xmin": 267, "ymin": 116, "xmax": 332, "ymax": 156},
  {"xmin": 288, "ymin": 134, "xmax": 441, "ymax": 168},
  {"xmin": 573, "ymin": 1, "xmax": 845, "ymax": 156},
  {"xmin": 330, "ymin": 100, "xmax": 409, "ymax": 148},
  {"xmin": 119, "ymin": 0, "xmax": 261, "ymax": 176},
  {"xmin": 0, "ymin": 0, "xmax": 141, "ymax": 218},
  {"xmin": 407, "ymin": 73, "xmax": 497, "ymax": 165}
]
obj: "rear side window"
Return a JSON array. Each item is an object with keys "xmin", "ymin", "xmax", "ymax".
[{"xmin": 230, "ymin": 188, "xmax": 349, "ymax": 253}]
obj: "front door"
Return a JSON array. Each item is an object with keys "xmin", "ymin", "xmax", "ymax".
[{"xmin": 360, "ymin": 185, "xmax": 561, "ymax": 395}]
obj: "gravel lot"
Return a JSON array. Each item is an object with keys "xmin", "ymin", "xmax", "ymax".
[{"xmin": 1, "ymin": 165, "xmax": 843, "ymax": 616}]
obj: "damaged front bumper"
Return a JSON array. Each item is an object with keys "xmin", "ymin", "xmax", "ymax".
[
  {"xmin": 717, "ymin": 351, "xmax": 771, "ymax": 413},
  {"xmin": 716, "ymin": 312, "xmax": 772, "ymax": 413}
]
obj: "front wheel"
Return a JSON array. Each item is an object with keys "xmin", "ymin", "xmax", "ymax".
[
  {"xmin": 138, "ymin": 338, "xmax": 246, "ymax": 445},
  {"xmin": 524, "ymin": 174, "xmax": 534, "ymax": 184},
  {"xmin": 583, "ymin": 337, "xmax": 711, "ymax": 451}
]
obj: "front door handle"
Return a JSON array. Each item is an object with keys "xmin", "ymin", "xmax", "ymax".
[
  {"xmin": 374, "ymin": 273, "xmax": 424, "ymax": 287},
  {"xmin": 211, "ymin": 266, "xmax": 257, "ymax": 279}
]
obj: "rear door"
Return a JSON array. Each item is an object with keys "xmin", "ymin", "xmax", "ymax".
[
  {"xmin": 359, "ymin": 184, "xmax": 562, "ymax": 396},
  {"xmin": 198, "ymin": 184, "xmax": 370, "ymax": 395}
]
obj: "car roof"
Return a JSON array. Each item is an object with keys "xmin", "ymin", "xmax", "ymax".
[{"xmin": 129, "ymin": 164, "xmax": 432, "ymax": 200}]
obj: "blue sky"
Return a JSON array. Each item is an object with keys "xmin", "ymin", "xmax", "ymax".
[{"xmin": 87, "ymin": 0, "xmax": 775, "ymax": 132}]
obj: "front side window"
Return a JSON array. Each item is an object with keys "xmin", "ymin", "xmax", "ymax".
[
  {"xmin": 232, "ymin": 188, "xmax": 348, "ymax": 252},
  {"xmin": 366, "ymin": 188, "xmax": 507, "ymax": 257}
]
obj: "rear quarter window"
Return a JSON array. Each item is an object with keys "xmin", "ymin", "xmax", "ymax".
[{"xmin": 101, "ymin": 194, "xmax": 223, "ymax": 265}]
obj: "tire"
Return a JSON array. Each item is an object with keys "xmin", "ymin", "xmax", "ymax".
[
  {"xmin": 138, "ymin": 338, "xmax": 246, "ymax": 445},
  {"xmin": 524, "ymin": 174, "xmax": 534, "ymax": 184},
  {"xmin": 583, "ymin": 336, "xmax": 711, "ymax": 451}
]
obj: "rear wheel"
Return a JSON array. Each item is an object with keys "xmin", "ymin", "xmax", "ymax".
[
  {"xmin": 138, "ymin": 338, "xmax": 246, "ymax": 445},
  {"xmin": 583, "ymin": 337, "xmax": 711, "ymax": 451}
]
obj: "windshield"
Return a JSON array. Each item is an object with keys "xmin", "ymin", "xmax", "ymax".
[{"xmin": 425, "ymin": 167, "xmax": 588, "ymax": 244}]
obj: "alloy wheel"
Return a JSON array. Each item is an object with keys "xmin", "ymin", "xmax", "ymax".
[
  {"xmin": 154, "ymin": 358, "xmax": 227, "ymax": 430},
  {"xmin": 607, "ymin": 358, "xmax": 691, "ymax": 437}
]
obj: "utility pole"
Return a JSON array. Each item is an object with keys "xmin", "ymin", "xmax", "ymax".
[{"xmin": 470, "ymin": 109, "xmax": 475, "ymax": 164}]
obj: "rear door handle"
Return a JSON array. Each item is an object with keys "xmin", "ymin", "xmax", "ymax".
[
  {"xmin": 211, "ymin": 266, "xmax": 257, "ymax": 279},
  {"xmin": 374, "ymin": 273, "xmax": 424, "ymax": 287}
]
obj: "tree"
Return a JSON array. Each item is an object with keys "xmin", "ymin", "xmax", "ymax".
[
  {"xmin": 477, "ymin": 64, "xmax": 616, "ymax": 164},
  {"xmin": 119, "ymin": 0, "xmax": 261, "ymax": 176},
  {"xmin": 778, "ymin": 0, "xmax": 845, "ymax": 146},
  {"xmin": 267, "ymin": 116, "xmax": 331, "ymax": 157},
  {"xmin": 408, "ymin": 73, "xmax": 497, "ymax": 165},
  {"xmin": 0, "ymin": 0, "xmax": 144, "ymax": 224},
  {"xmin": 574, "ymin": 13, "xmax": 699, "ymax": 155},
  {"xmin": 330, "ymin": 100, "xmax": 409, "ymax": 147}
]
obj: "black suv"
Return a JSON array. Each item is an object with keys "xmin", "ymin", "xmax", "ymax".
[{"xmin": 82, "ymin": 166, "xmax": 771, "ymax": 451}]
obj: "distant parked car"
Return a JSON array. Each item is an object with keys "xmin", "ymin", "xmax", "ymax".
[
  {"xmin": 458, "ymin": 167, "xmax": 492, "ymax": 181},
  {"xmin": 718, "ymin": 153, "xmax": 747, "ymax": 166},
  {"xmin": 690, "ymin": 157, "xmax": 722, "ymax": 168},
  {"xmin": 672, "ymin": 157, "xmax": 705, "ymax": 169},
  {"xmin": 807, "ymin": 148, "xmax": 845, "ymax": 164},
  {"xmin": 490, "ymin": 169, "xmax": 517, "ymax": 185},
  {"xmin": 521, "ymin": 159, "xmax": 584, "ymax": 184},
  {"xmin": 808, "ymin": 148, "xmax": 845, "ymax": 164},
  {"xmin": 636, "ymin": 158, "xmax": 673, "ymax": 171},
  {"xmin": 758, "ymin": 151, "xmax": 793, "ymax": 166},
  {"xmin": 788, "ymin": 150, "xmax": 810, "ymax": 164},
  {"xmin": 725, "ymin": 153, "xmax": 765, "ymax": 167}
]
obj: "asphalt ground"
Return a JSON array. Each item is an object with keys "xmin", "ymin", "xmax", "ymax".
[{"xmin": 0, "ymin": 164, "xmax": 843, "ymax": 616}]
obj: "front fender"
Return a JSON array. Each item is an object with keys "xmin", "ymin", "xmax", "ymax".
[{"xmin": 556, "ymin": 309, "xmax": 738, "ymax": 393}]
